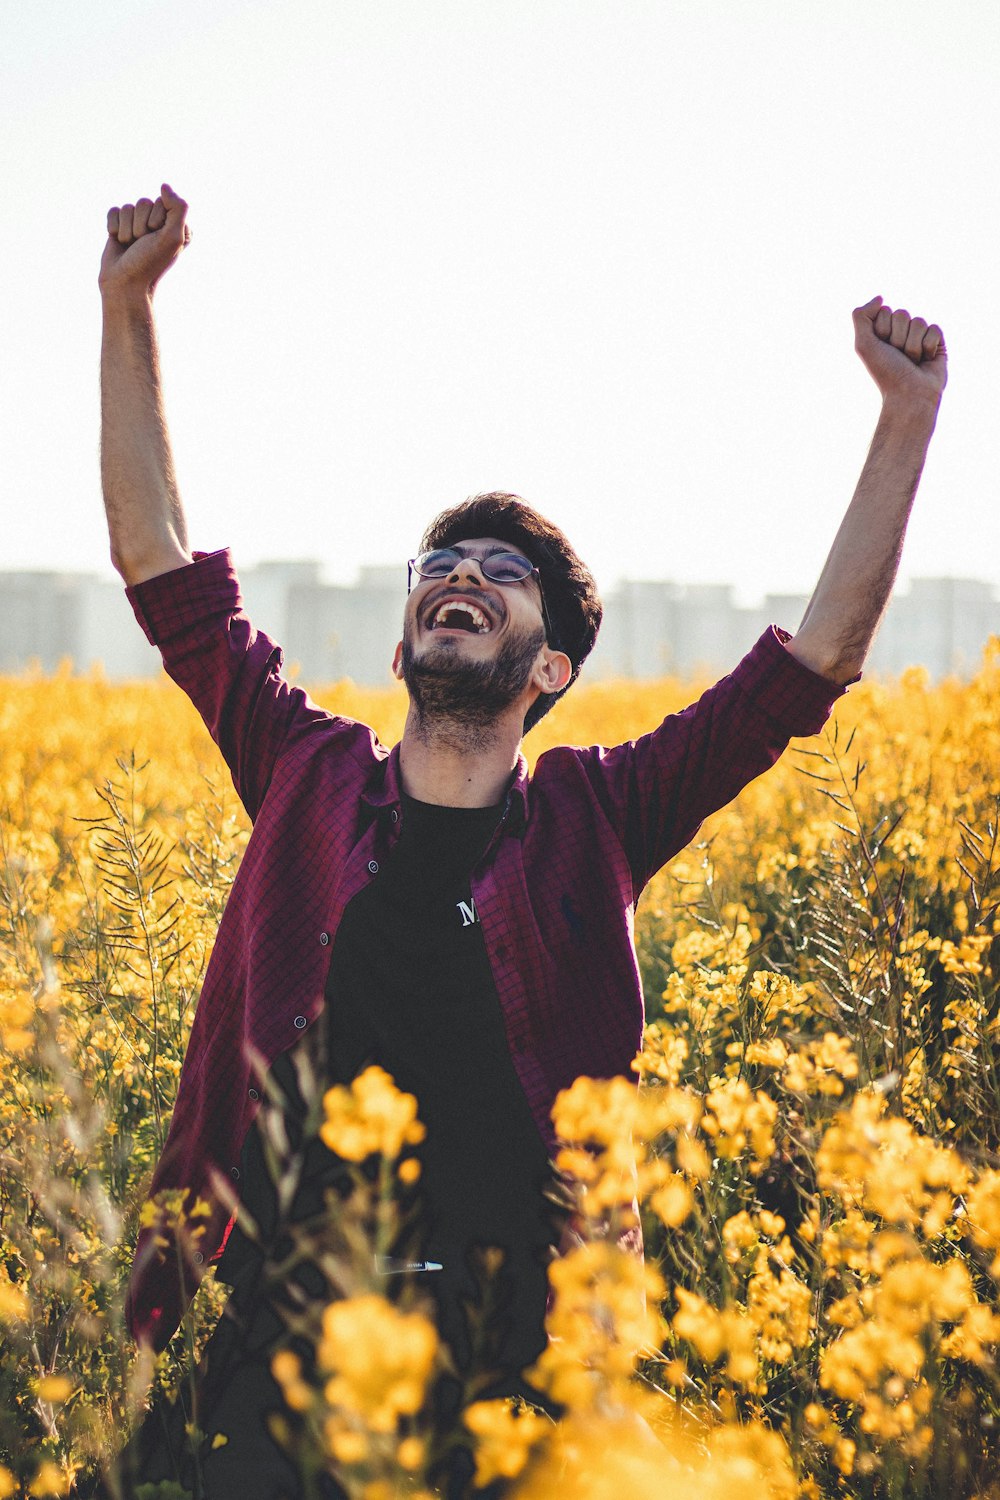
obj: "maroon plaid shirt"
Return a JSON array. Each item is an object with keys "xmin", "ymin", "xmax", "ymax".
[{"xmin": 123, "ymin": 549, "xmax": 846, "ymax": 1350}]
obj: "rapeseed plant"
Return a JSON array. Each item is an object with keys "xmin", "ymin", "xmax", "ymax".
[{"xmin": 0, "ymin": 651, "xmax": 998, "ymax": 1495}]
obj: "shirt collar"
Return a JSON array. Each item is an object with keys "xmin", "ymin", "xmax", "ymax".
[
  {"xmin": 505, "ymin": 753, "xmax": 529, "ymax": 834},
  {"xmin": 361, "ymin": 742, "xmax": 403, "ymax": 811},
  {"xmin": 362, "ymin": 744, "xmax": 529, "ymax": 836}
]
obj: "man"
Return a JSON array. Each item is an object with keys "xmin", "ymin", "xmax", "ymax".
[{"xmin": 98, "ymin": 184, "xmax": 946, "ymax": 1494}]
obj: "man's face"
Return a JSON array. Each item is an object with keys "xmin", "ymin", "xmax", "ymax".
[{"xmin": 395, "ymin": 536, "xmax": 550, "ymax": 726}]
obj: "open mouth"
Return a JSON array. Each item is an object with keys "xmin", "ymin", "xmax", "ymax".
[{"xmin": 427, "ymin": 599, "xmax": 493, "ymax": 634}]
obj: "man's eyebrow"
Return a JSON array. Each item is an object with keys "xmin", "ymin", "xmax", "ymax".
[{"xmin": 453, "ymin": 543, "xmax": 517, "ymax": 557}]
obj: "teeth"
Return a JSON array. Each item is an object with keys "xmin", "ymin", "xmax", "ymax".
[{"xmin": 432, "ymin": 600, "xmax": 490, "ymax": 633}]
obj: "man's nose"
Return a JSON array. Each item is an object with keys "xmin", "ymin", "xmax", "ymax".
[{"xmin": 447, "ymin": 559, "xmax": 485, "ymax": 587}]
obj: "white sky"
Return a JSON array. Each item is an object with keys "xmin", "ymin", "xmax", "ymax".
[{"xmin": 3, "ymin": 0, "xmax": 997, "ymax": 602}]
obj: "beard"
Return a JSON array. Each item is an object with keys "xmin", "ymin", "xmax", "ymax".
[{"xmin": 401, "ymin": 618, "xmax": 545, "ymax": 747}]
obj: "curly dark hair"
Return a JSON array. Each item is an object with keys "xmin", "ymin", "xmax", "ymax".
[{"xmin": 419, "ymin": 492, "xmax": 603, "ymax": 731}]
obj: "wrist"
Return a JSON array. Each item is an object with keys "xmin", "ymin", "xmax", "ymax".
[
  {"xmin": 100, "ymin": 283, "xmax": 155, "ymax": 320},
  {"xmin": 878, "ymin": 387, "xmax": 941, "ymax": 433}
]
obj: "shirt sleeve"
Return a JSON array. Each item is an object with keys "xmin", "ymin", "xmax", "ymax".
[
  {"xmin": 126, "ymin": 548, "xmax": 332, "ymax": 821},
  {"xmin": 578, "ymin": 625, "xmax": 851, "ymax": 896}
]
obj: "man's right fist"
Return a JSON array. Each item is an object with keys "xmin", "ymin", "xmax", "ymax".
[{"xmin": 99, "ymin": 184, "xmax": 190, "ymax": 299}]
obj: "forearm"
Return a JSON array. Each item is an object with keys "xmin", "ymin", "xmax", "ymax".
[
  {"xmin": 100, "ymin": 290, "xmax": 193, "ymax": 586},
  {"xmin": 788, "ymin": 394, "xmax": 940, "ymax": 684}
]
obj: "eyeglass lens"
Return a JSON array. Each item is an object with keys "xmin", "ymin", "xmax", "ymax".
[{"xmin": 414, "ymin": 549, "xmax": 533, "ymax": 584}]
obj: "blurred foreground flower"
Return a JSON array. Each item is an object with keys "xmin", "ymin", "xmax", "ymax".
[
  {"xmin": 317, "ymin": 1295, "xmax": 439, "ymax": 1433},
  {"xmin": 463, "ymin": 1398, "xmax": 551, "ymax": 1487},
  {"xmin": 321, "ymin": 1065, "xmax": 426, "ymax": 1162},
  {"xmin": 510, "ymin": 1411, "xmax": 796, "ymax": 1499}
]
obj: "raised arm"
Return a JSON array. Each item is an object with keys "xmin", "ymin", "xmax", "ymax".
[
  {"xmin": 787, "ymin": 296, "xmax": 947, "ymax": 684},
  {"xmin": 99, "ymin": 184, "xmax": 194, "ymax": 586}
]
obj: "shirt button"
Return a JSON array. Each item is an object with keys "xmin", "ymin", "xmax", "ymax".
[
  {"xmin": 319, "ymin": 931, "xmax": 330, "ymax": 946},
  {"xmin": 293, "ymin": 1015, "xmax": 307, "ymax": 1030},
  {"xmin": 230, "ymin": 1166, "xmax": 240, "ymax": 1180},
  {"xmin": 193, "ymin": 1251, "xmax": 204, "ymax": 1265},
  {"xmin": 248, "ymin": 1087, "xmax": 260, "ymax": 1102},
  {"xmin": 368, "ymin": 860, "xmax": 379, "ymax": 875},
  {"xmin": 390, "ymin": 809, "xmax": 399, "ymax": 824}
]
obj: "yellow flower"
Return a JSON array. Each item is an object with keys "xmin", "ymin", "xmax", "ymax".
[
  {"xmin": 0, "ymin": 1275, "xmax": 29, "ymax": 1323},
  {"xmin": 464, "ymin": 1398, "xmax": 550, "ymax": 1485},
  {"xmin": 674, "ymin": 1132, "xmax": 711, "ymax": 1179},
  {"xmin": 833, "ymin": 1436, "xmax": 856, "ymax": 1475},
  {"xmin": 321, "ymin": 1066, "xmax": 425, "ymax": 1161},
  {"xmin": 649, "ymin": 1174, "xmax": 694, "ymax": 1228},
  {"xmin": 744, "ymin": 1036, "xmax": 789, "ymax": 1069},
  {"xmin": 530, "ymin": 1244, "xmax": 664, "ymax": 1409},
  {"xmin": 317, "ymin": 1295, "xmax": 438, "ymax": 1433},
  {"xmin": 396, "ymin": 1434, "xmax": 426, "ymax": 1470},
  {"xmin": 747, "ymin": 1254, "xmax": 812, "ymax": 1365},
  {"xmin": 783, "ymin": 1034, "xmax": 858, "ymax": 1096},
  {"xmin": 641, "ymin": 1084, "xmax": 703, "ymax": 1136},
  {"xmin": 673, "ymin": 1287, "xmax": 726, "ymax": 1363},
  {"xmin": 554, "ymin": 1146, "xmax": 600, "ymax": 1183},
  {"xmin": 722, "ymin": 1210, "xmax": 757, "ymax": 1253},
  {"xmin": 702, "ymin": 1079, "xmax": 777, "ymax": 1165},
  {"xmin": 965, "ymin": 1167, "xmax": 1000, "ymax": 1275},
  {"xmin": 552, "ymin": 1075, "xmax": 640, "ymax": 1150},
  {"xmin": 271, "ymin": 1349, "xmax": 314, "ymax": 1414},
  {"xmin": 671, "ymin": 1287, "xmax": 759, "ymax": 1385},
  {"xmin": 0, "ymin": 991, "xmax": 34, "ymax": 1054},
  {"xmin": 511, "ymin": 1411, "xmax": 796, "ymax": 1499},
  {"xmin": 271, "ymin": 1348, "xmax": 301, "ymax": 1385},
  {"xmin": 29, "ymin": 1462, "xmax": 73, "ymax": 1498},
  {"xmin": 817, "ymin": 1092, "xmax": 969, "ymax": 1227},
  {"xmin": 35, "ymin": 1373, "xmax": 74, "ymax": 1404},
  {"xmin": 632, "ymin": 1022, "xmax": 689, "ymax": 1084},
  {"xmin": 939, "ymin": 934, "xmax": 991, "ymax": 975},
  {"xmin": 329, "ymin": 1427, "xmax": 369, "ymax": 1465}
]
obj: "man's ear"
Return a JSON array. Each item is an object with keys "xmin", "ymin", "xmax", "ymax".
[
  {"xmin": 392, "ymin": 641, "xmax": 404, "ymax": 681},
  {"xmin": 534, "ymin": 648, "xmax": 572, "ymax": 696}
]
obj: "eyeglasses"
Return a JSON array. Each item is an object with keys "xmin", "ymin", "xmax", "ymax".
[{"xmin": 407, "ymin": 548, "xmax": 556, "ymax": 647}]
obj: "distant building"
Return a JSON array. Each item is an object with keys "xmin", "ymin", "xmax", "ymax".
[
  {"xmin": 75, "ymin": 576, "xmax": 162, "ymax": 677},
  {"xmin": 0, "ymin": 566, "xmax": 996, "ymax": 685},
  {"xmin": 240, "ymin": 562, "xmax": 404, "ymax": 682},
  {"xmin": 866, "ymin": 578, "xmax": 998, "ymax": 677},
  {"xmin": 0, "ymin": 571, "xmax": 82, "ymax": 673}
]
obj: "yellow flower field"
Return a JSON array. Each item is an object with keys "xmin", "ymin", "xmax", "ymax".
[{"xmin": 1, "ymin": 647, "xmax": 999, "ymax": 1497}]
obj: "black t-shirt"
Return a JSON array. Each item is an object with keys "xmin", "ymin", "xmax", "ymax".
[
  {"xmin": 217, "ymin": 794, "xmax": 559, "ymax": 1370},
  {"xmin": 324, "ymin": 793, "xmax": 554, "ymax": 1256}
]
